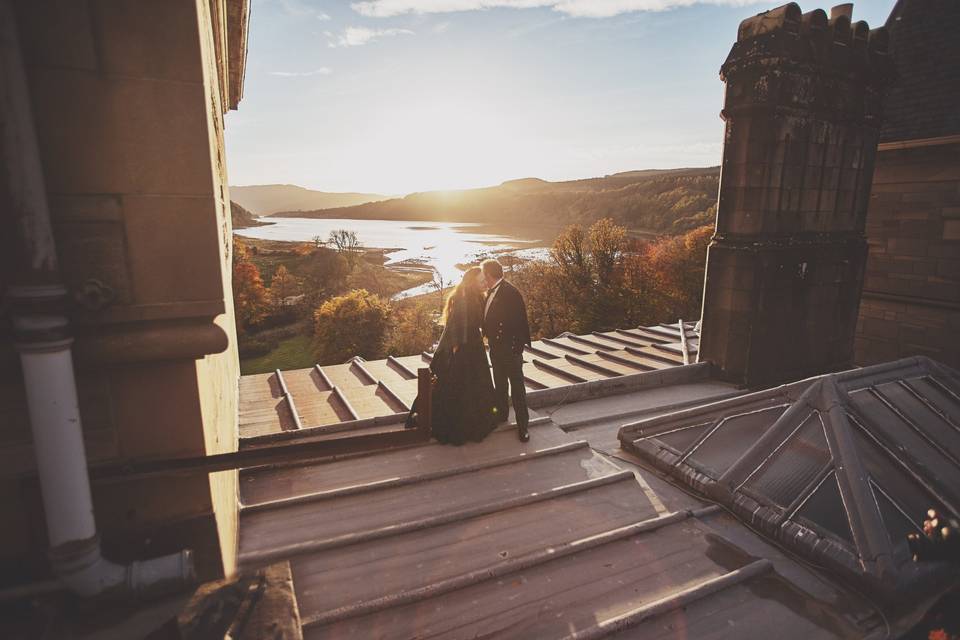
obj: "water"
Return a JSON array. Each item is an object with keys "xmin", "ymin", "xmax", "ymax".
[{"xmin": 235, "ymin": 217, "xmax": 546, "ymax": 299}]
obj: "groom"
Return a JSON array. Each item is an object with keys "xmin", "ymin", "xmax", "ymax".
[{"xmin": 480, "ymin": 259, "xmax": 532, "ymax": 442}]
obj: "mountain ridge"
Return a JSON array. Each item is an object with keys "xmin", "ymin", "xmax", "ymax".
[
  {"xmin": 264, "ymin": 167, "xmax": 721, "ymax": 234},
  {"xmin": 230, "ymin": 184, "xmax": 392, "ymax": 216}
]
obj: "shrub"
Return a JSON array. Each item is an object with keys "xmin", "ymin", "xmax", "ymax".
[
  {"xmin": 386, "ymin": 300, "xmax": 439, "ymax": 356},
  {"xmin": 313, "ymin": 289, "xmax": 392, "ymax": 364}
]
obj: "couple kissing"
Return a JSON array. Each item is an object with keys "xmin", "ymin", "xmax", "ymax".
[{"xmin": 407, "ymin": 258, "xmax": 532, "ymax": 445}]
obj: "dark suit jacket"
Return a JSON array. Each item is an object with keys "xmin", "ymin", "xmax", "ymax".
[{"xmin": 482, "ymin": 280, "xmax": 531, "ymax": 355}]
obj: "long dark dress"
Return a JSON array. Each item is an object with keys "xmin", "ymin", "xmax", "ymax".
[{"xmin": 425, "ymin": 290, "xmax": 498, "ymax": 445}]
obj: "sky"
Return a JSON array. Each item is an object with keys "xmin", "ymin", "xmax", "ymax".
[{"xmin": 225, "ymin": 0, "xmax": 897, "ymax": 195}]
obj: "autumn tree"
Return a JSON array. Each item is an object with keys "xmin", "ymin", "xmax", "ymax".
[
  {"xmin": 233, "ymin": 260, "xmax": 269, "ymax": 333},
  {"xmin": 269, "ymin": 264, "xmax": 299, "ymax": 306},
  {"xmin": 313, "ymin": 289, "xmax": 392, "ymax": 364},
  {"xmin": 641, "ymin": 225, "xmax": 712, "ymax": 321},
  {"xmin": 511, "ymin": 260, "xmax": 570, "ymax": 339},
  {"xmin": 298, "ymin": 246, "xmax": 350, "ymax": 303},
  {"xmin": 386, "ymin": 300, "xmax": 438, "ymax": 356},
  {"xmin": 513, "ymin": 221, "xmax": 713, "ymax": 339}
]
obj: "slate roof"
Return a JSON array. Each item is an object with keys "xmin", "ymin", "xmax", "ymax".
[
  {"xmin": 236, "ymin": 371, "xmax": 900, "ymax": 639},
  {"xmin": 619, "ymin": 356, "xmax": 960, "ymax": 606},
  {"xmin": 238, "ymin": 322, "xmax": 698, "ymax": 443},
  {"xmin": 880, "ymin": 0, "xmax": 960, "ymax": 143},
  {"xmin": 235, "ymin": 314, "xmax": 960, "ymax": 638}
]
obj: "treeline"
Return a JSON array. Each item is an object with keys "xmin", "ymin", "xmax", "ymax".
[
  {"xmin": 275, "ymin": 167, "xmax": 720, "ymax": 235},
  {"xmin": 277, "ymin": 219, "xmax": 713, "ymax": 368},
  {"xmin": 511, "ymin": 219, "xmax": 712, "ymax": 339}
]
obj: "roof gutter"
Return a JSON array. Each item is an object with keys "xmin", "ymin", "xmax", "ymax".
[{"xmin": 0, "ymin": 0, "xmax": 194, "ymax": 600}]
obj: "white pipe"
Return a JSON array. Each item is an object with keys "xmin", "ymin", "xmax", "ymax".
[
  {"xmin": 1, "ymin": 0, "xmax": 195, "ymax": 600},
  {"xmin": 16, "ymin": 322, "xmax": 96, "ymax": 547}
]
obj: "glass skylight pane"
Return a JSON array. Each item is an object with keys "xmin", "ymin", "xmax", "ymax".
[
  {"xmin": 744, "ymin": 412, "xmax": 830, "ymax": 508},
  {"xmin": 685, "ymin": 405, "xmax": 787, "ymax": 476},
  {"xmin": 848, "ymin": 390, "xmax": 960, "ymax": 508},
  {"xmin": 795, "ymin": 472, "xmax": 854, "ymax": 545},
  {"xmin": 875, "ymin": 380, "xmax": 960, "ymax": 462},
  {"xmin": 849, "ymin": 422, "xmax": 944, "ymax": 524},
  {"xmin": 872, "ymin": 481, "xmax": 921, "ymax": 550},
  {"xmin": 652, "ymin": 422, "xmax": 712, "ymax": 454},
  {"xmin": 907, "ymin": 376, "xmax": 960, "ymax": 427}
]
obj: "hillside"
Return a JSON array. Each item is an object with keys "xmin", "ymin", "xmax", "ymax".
[
  {"xmin": 230, "ymin": 184, "xmax": 391, "ymax": 216},
  {"xmin": 231, "ymin": 200, "xmax": 269, "ymax": 229},
  {"xmin": 272, "ymin": 167, "xmax": 720, "ymax": 234}
]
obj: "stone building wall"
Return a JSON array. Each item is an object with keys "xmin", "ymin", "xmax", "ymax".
[
  {"xmin": 855, "ymin": 140, "xmax": 960, "ymax": 368},
  {"xmin": 0, "ymin": 0, "xmax": 247, "ymax": 583},
  {"xmin": 853, "ymin": 0, "xmax": 960, "ymax": 370}
]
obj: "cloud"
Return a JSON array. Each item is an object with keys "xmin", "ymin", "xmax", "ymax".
[
  {"xmin": 351, "ymin": 0, "xmax": 764, "ymax": 18},
  {"xmin": 329, "ymin": 26, "xmax": 415, "ymax": 46},
  {"xmin": 268, "ymin": 68, "xmax": 334, "ymax": 77},
  {"xmin": 275, "ymin": 0, "xmax": 332, "ymax": 19},
  {"xmin": 433, "ymin": 20, "xmax": 452, "ymax": 32}
]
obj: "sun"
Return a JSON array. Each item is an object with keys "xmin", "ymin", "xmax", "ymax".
[{"xmin": 352, "ymin": 95, "xmax": 526, "ymax": 193}]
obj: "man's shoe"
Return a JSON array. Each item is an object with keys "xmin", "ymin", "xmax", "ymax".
[{"xmin": 517, "ymin": 425, "xmax": 530, "ymax": 443}]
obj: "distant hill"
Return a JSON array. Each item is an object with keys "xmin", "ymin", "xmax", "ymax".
[
  {"xmin": 231, "ymin": 200, "xmax": 269, "ymax": 229},
  {"xmin": 274, "ymin": 168, "xmax": 720, "ymax": 235},
  {"xmin": 230, "ymin": 184, "xmax": 392, "ymax": 216}
]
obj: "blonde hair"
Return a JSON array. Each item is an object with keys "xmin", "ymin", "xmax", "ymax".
[{"xmin": 442, "ymin": 267, "xmax": 482, "ymax": 324}]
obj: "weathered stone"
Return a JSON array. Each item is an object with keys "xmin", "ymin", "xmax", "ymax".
[
  {"xmin": 122, "ymin": 195, "xmax": 224, "ymax": 305},
  {"xmin": 700, "ymin": 2, "xmax": 893, "ymax": 387}
]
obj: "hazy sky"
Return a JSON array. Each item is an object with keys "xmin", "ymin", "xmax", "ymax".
[{"xmin": 225, "ymin": 0, "xmax": 897, "ymax": 195}]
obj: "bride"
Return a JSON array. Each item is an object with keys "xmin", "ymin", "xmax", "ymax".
[{"xmin": 409, "ymin": 266, "xmax": 497, "ymax": 445}]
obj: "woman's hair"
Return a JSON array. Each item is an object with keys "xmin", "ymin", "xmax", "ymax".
[{"xmin": 442, "ymin": 266, "xmax": 483, "ymax": 324}]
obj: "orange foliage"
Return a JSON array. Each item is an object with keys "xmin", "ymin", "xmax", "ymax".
[
  {"xmin": 233, "ymin": 260, "xmax": 269, "ymax": 332},
  {"xmin": 515, "ymin": 222, "xmax": 714, "ymax": 338}
]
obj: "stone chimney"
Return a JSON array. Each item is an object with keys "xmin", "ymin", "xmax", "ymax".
[{"xmin": 698, "ymin": 3, "xmax": 893, "ymax": 387}]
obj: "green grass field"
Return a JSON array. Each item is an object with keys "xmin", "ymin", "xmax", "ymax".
[{"xmin": 240, "ymin": 333, "xmax": 315, "ymax": 375}]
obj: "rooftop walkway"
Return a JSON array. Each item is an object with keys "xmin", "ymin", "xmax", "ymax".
[
  {"xmin": 238, "ymin": 322, "xmax": 699, "ymax": 442},
  {"xmin": 235, "ymin": 363, "xmax": 891, "ymax": 639}
]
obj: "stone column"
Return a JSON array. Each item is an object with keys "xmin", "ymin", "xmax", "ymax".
[{"xmin": 699, "ymin": 3, "xmax": 893, "ymax": 387}]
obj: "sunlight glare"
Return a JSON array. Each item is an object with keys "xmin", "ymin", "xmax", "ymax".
[{"xmin": 353, "ymin": 95, "xmax": 524, "ymax": 192}]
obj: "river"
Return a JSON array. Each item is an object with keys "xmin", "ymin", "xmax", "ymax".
[{"xmin": 234, "ymin": 217, "xmax": 548, "ymax": 299}]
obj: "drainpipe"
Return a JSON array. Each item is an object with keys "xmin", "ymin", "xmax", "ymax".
[{"xmin": 1, "ymin": 0, "xmax": 194, "ymax": 598}]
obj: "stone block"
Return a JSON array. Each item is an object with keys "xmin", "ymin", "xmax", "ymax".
[
  {"xmin": 944, "ymin": 220, "xmax": 960, "ymax": 241},
  {"xmin": 936, "ymin": 259, "xmax": 960, "ymax": 279},
  {"xmin": 887, "ymin": 237, "xmax": 929, "ymax": 257},
  {"xmin": 91, "ymin": 0, "xmax": 204, "ymax": 83},
  {"xmin": 49, "ymin": 194, "xmax": 123, "ymax": 223},
  {"xmin": 52, "ymin": 220, "xmax": 133, "ymax": 305},
  {"xmin": 27, "ymin": 68, "xmax": 214, "ymax": 196},
  {"xmin": 862, "ymin": 317, "xmax": 899, "ymax": 340},
  {"xmin": 929, "ymin": 243, "xmax": 960, "ymax": 259},
  {"xmin": 14, "ymin": 0, "xmax": 98, "ymax": 71},
  {"xmin": 902, "ymin": 191, "xmax": 945, "ymax": 204},
  {"xmin": 108, "ymin": 360, "xmax": 207, "ymax": 459},
  {"xmin": 122, "ymin": 195, "xmax": 224, "ymax": 305}
]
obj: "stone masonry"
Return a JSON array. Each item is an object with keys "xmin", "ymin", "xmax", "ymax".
[
  {"xmin": 854, "ymin": 0, "xmax": 960, "ymax": 369},
  {"xmin": 699, "ymin": 3, "xmax": 893, "ymax": 388}
]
